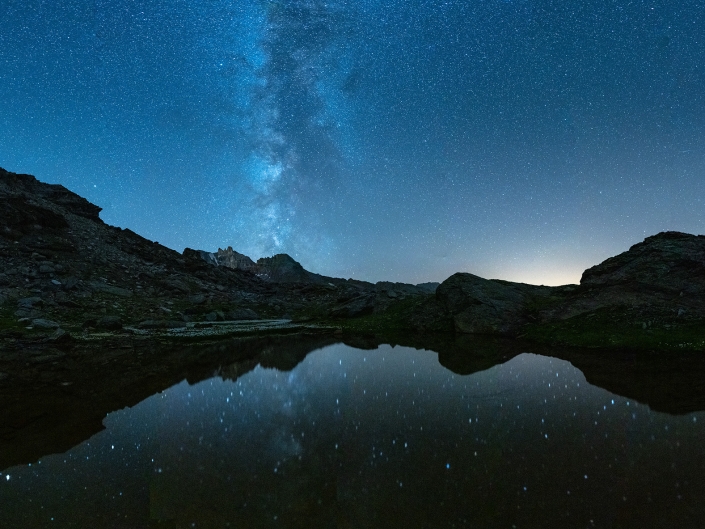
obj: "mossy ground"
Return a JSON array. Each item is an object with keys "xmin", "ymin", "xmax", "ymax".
[
  {"xmin": 521, "ymin": 307, "xmax": 705, "ymax": 352},
  {"xmin": 0, "ymin": 304, "xmax": 23, "ymax": 335},
  {"xmin": 314, "ymin": 296, "xmax": 439, "ymax": 334}
]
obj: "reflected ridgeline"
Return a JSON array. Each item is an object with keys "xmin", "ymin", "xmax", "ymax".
[
  {"xmin": 0, "ymin": 333, "xmax": 339, "ymax": 472},
  {"xmin": 349, "ymin": 332, "xmax": 705, "ymax": 416},
  {"xmin": 2, "ymin": 332, "xmax": 705, "ymax": 472}
]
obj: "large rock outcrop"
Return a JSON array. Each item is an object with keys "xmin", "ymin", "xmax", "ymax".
[
  {"xmin": 0, "ymin": 169, "xmax": 102, "ymax": 221},
  {"xmin": 414, "ymin": 231, "xmax": 705, "ymax": 338},
  {"xmin": 419, "ymin": 273, "xmax": 555, "ymax": 336},
  {"xmin": 539, "ymin": 231, "xmax": 705, "ymax": 323},
  {"xmin": 581, "ymin": 231, "xmax": 705, "ymax": 289}
]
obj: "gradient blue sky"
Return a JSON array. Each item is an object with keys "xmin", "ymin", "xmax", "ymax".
[{"xmin": 2, "ymin": 0, "xmax": 704, "ymax": 284}]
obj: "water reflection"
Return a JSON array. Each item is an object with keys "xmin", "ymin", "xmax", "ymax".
[{"xmin": 1, "ymin": 343, "xmax": 704, "ymax": 528}]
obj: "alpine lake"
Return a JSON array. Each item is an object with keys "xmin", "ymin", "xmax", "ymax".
[{"xmin": 1, "ymin": 334, "xmax": 704, "ymax": 528}]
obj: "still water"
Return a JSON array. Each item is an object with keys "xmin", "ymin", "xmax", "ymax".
[{"xmin": 1, "ymin": 343, "xmax": 704, "ymax": 528}]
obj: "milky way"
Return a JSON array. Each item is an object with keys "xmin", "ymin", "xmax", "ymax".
[{"xmin": 1, "ymin": 1, "xmax": 704, "ymax": 284}]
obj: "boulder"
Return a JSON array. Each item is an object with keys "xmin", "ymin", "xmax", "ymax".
[
  {"xmin": 204, "ymin": 311, "xmax": 222, "ymax": 322},
  {"xmin": 62, "ymin": 277, "xmax": 80, "ymax": 290},
  {"xmin": 98, "ymin": 316, "xmax": 123, "ymax": 331},
  {"xmin": 47, "ymin": 328, "xmax": 72, "ymax": 345},
  {"xmin": 329, "ymin": 294, "xmax": 376, "ymax": 318},
  {"xmin": 436, "ymin": 274, "xmax": 523, "ymax": 335},
  {"xmin": 17, "ymin": 297, "xmax": 43, "ymax": 308},
  {"xmin": 188, "ymin": 293, "xmax": 206, "ymax": 304},
  {"xmin": 434, "ymin": 274, "xmax": 551, "ymax": 336},
  {"xmin": 88, "ymin": 281, "xmax": 132, "ymax": 297}
]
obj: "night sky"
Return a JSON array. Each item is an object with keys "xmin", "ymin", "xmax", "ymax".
[{"xmin": 1, "ymin": 1, "xmax": 704, "ymax": 285}]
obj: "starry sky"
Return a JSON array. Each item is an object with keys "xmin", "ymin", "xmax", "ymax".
[{"xmin": 1, "ymin": 0, "xmax": 704, "ymax": 285}]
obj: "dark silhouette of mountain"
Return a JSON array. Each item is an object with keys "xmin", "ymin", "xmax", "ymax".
[{"xmin": 2, "ymin": 166, "xmax": 704, "ymax": 351}]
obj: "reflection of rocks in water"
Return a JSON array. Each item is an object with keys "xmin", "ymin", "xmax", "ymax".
[
  {"xmin": 258, "ymin": 337, "xmax": 338, "ymax": 371},
  {"xmin": 216, "ymin": 359, "xmax": 259, "ymax": 382},
  {"xmin": 422, "ymin": 335, "xmax": 523, "ymax": 376},
  {"xmin": 0, "ymin": 334, "xmax": 337, "ymax": 471},
  {"xmin": 217, "ymin": 336, "xmax": 339, "ymax": 381},
  {"xmin": 340, "ymin": 331, "xmax": 705, "ymax": 415},
  {"xmin": 341, "ymin": 332, "xmax": 525, "ymax": 376},
  {"xmin": 547, "ymin": 349, "xmax": 705, "ymax": 415},
  {"xmin": 3, "ymin": 330, "xmax": 705, "ymax": 474}
]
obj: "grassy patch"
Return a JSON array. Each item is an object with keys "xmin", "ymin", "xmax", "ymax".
[
  {"xmin": 0, "ymin": 305, "xmax": 23, "ymax": 333},
  {"xmin": 315, "ymin": 296, "xmax": 431, "ymax": 333},
  {"xmin": 522, "ymin": 307, "xmax": 705, "ymax": 351},
  {"xmin": 523, "ymin": 294, "xmax": 567, "ymax": 317}
]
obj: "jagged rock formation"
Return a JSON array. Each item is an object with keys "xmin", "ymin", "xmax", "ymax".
[
  {"xmin": 217, "ymin": 246, "xmax": 257, "ymax": 271},
  {"xmin": 185, "ymin": 246, "xmax": 330, "ymax": 283},
  {"xmin": 183, "ymin": 247, "xmax": 257, "ymax": 271},
  {"xmin": 256, "ymin": 253, "xmax": 328, "ymax": 283}
]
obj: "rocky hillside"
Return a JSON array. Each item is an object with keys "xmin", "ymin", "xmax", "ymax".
[
  {"xmin": 0, "ymin": 168, "xmax": 433, "ymax": 347},
  {"xmin": 2, "ymin": 167, "xmax": 703, "ymax": 351}
]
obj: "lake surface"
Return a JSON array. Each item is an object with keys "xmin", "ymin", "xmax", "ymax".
[{"xmin": 1, "ymin": 342, "xmax": 704, "ymax": 528}]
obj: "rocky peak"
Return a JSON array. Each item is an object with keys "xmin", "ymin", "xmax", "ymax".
[
  {"xmin": 186, "ymin": 245, "xmax": 327, "ymax": 284},
  {"xmin": 256, "ymin": 254, "xmax": 323, "ymax": 283},
  {"xmin": 580, "ymin": 231, "xmax": 705, "ymax": 291},
  {"xmin": 216, "ymin": 247, "xmax": 257, "ymax": 271}
]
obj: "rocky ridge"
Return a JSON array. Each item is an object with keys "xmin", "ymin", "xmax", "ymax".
[
  {"xmin": 0, "ymin": 168, "xmax": 433, "ymax": 348},
  {"xmin": 2, "ymin": 167, "xmax": 704, "ymax": 351}
]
